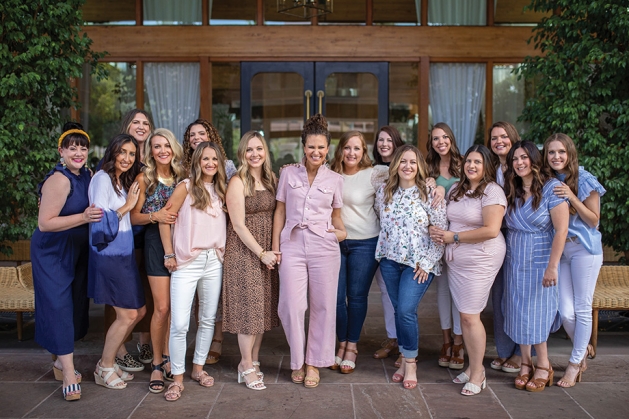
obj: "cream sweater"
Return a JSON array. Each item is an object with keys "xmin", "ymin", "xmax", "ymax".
[{"xmin": 341, "ymin": 165, "xmax": 388, "ymax": 240}]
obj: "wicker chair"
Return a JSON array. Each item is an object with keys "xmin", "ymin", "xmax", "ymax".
[
  {"xmin": 590, "ymin": 265, "xmax": 629, "ymax": 358},
  {"xmin": 0, "ymin": 263, "xmax": 35, "ymax": 340}
]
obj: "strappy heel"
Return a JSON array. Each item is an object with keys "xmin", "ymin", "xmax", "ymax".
[
  {"xmin": 238, "ymin": 367, "xmax": 266, "ymax": 390},
  {"xmin": 162, "ymin": 354, "xmax": 174, "ymax": 381},
  {"xmin": 340, "ymin": 348, "xmax": 358, "ymax": 374},
  {"xmin": 94, "ymin": 360, "xmax": 127, "ymax": 390},
  {"xmin": 330, "ymin": 343, "xmax": 346, "ymax": 370},
  {"xmin": 403, "ymin": 359, "xmax": 418, "ymax": 389},
  {"xmin": 526, "ymin": 365, "xmax": 553, "ymax": 392},
  {"xmin": 53, "ymin": 365, "xmax": 82, "ymax": 383},
  {"xmin": 62, "ymin": 383, "xmax": 81, "ymax": 401},
  {"xmin": 515, "ymin": 363, "xmax": 534, "ymax": 390},
  {"xmin": 252, "ymin": 361, "xmax": 264, "ymax": 379},
  {"xmin": 205, "ymin": 339, "xmax": 222, "ymax": 364},
  {"xmin": 438, "ymin": 342, "xmax": 453, "ymax": 367},
  {"xmin": 557, "ymin": 362, "xmax": 583, "ymax": 388},
  {"xmin": 448, "ymin": 343, "xmax": 465, "ymax": 370},
  {"xmin": 149, "ymin": 360, "xmax": 167, "ymax": 393}
]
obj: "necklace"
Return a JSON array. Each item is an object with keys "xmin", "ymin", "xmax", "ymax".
[{"xmin": 158, "ymin": 174, "xmax": 175, "ymax": 186}]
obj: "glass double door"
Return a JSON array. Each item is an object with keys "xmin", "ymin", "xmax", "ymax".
[{"xmin": 241, "ymin": 62, "xmax": 388, "ymax": 173}]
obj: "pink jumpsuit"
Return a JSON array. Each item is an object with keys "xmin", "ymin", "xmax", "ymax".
[{"xmin": 276, "ymin": 162, "xmax": 344, "ymax": 369}]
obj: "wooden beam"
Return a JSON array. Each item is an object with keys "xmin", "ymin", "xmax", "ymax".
[
  {"xmin": 419, "ymin": 56, "xmax": 429, "ymax": 153},
  {"xmin": 85, "ymin": 26, "xmax": 537, "ymax": 60},
  {"xmin": 136, "ymin": 61, "xmax": 144, "ymax": 110},
  {"xmin": 200, "ymin": 57, "xmax": 212, "ymax": 121},
  {"xmin": 485, "ymin": 60, "xmax": 493, "ymax": 141},
  {"xmin": 136, "ymin": 0, "xmax": 142, "ymax": 26}
]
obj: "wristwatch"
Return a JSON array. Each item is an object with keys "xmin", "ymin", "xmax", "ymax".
[{"xmin": 453, "ymin": 233, "xmax": 460, "ymax": 244}]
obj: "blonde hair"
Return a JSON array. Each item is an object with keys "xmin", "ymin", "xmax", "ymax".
[
  {"xmin": 143, "ymin": 128, "xmax": 185, "ymax": 195},
  {"xmin": 330, "ymin": 130, "xmax": 373, "ymax": 174},
  {"xmin": 189, "ymin": 142, "xmax": 227, "ymax": 212},
  {"xmin": 236, "ymin": 131, "xmax": 277, "ymax": 197},
  {"xmin": 382, "ymin": 145, "xmax": 428, "ymax": 204}
]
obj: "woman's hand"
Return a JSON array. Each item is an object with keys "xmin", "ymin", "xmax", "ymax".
[
  {"xmin": 429, "ymin": 226, "xmax": 454, "ymax": 244},
  {"xmin": 413, "ymin": 265, "xmax": 429, "ymax": 282},
  {"xmin": 430, "ymin": 185, "xmax": 446, "ymax": 208},
  {"xmin": 426, "ymin": 177, "xmax": 437, "ymax": 189},
  {"xmin": 260, "ymin": 251, "xmax": 278, "ymax": 270},
  {"xmin": 155, "ymin": 202, "xmax": 178, "ymax": 224},
  {"xmin": 126, "ymin": 181, "xmax": 141, "ymax": 208},
  {"xmin": 327, "ymin": 227, "xmax": 347, "ymax": 242},
  {"xmin": 164, "ymin": 257, "xmax": 177, "ymax": 273},
  {"xmin": 553, "ymin": 182, "xmax": 576, "ymax": 203},
  {"xmin": 273, "ymin": 251, "xmax": 282, "ymax": 266},
  {"xmin": 82, "ymin": 204, "xmax": 103, "ymax": 223},
  {"xmin": 542, "ymin": 266, "xmax": 558, "ymax": 288}
]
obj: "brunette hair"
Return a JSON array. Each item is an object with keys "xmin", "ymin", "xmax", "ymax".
[
  {"xmin": 373, "ymin": 125, "xmax": 404, "ymax": 165},
  {"xmin": 60, "ymin": 122, "xmax": 89, "ymax": 148},
  {"xmin": 382, "ymin": 145, "xmax": 428, "ymax": 204},
  {"xmin": 189, "ymin": 142, "xmax": 227, "ymax": 212},
  {"xmin": 504, "ymin": 140, "xmax": 550, "ymax": 212},
  {"xmin": 543, "ymin": 133, "xmax": 579, "ymax": 215},
  {"xmin": 142, "ymin": 128, "xmax": 186, "ymax": 195},
  {"xmin": 101, "ymin": 134, "xmax": 142, "ymax": 196},
  {"xmin": 301, "ymin": 114, "xmax": 330, "ymax": 146},
  {"xmin": 488, "ymin": 121, "xmax": 520, "ymax": 164},
  {"xmin": 330, "ymin": 130, "xmax": 373, "ymax": 174},
  {"xmin": 426, "ymin": 122, "xmax": 462, "ymax": 179},
  {"xmin": 182, "ymin": 118, "xmax": 227, "ymax": 172},
  {"xmin": 236, "ymin": 131, "xmax": 277, "ymax": 197},
  {"xmin": 449, "ymin": 144, "xmax": 496, "ymax": 202},
  {"xmin": 119, "ymin": 109, "xmax": 154, "ymax": 136}
]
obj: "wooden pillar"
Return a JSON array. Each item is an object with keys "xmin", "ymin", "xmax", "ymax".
[
  {"xmin": 136, "ymin": 0, "xmax": 143, "ymax": 25},
  {"xmin": 487, "ymin": 0, "xmax": 494, "ymax": 26},
  {"xmin": 257, "ymin": 0, "xmax": 264, "ymax": 25},
  {"xmin": 366, "ymin": 0, "xmax": 373, "ymax": 26},
  {"xmin": 203, "ymin": 0, "xmax": 209, "ymax": 25},
  {"xmin": 485, "ymin": 60, "xmax": 493, "ymax": 144},
  {"xmin": 418, "ymin": 56, "xmax": 430, "ymax": 153},
  {"xmin": 136, "ymin": 61, "xmax": 144, "ymax": 110},
  {"xmin": 200, "ymin": 57, "xmax": 212, "ymax": 121},
  {"xmin": 421, "ymin": 0, "xmax": 428, "ymax": 26}
]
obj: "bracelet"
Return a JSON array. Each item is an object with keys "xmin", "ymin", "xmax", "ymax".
[
  {"xmin": 116, "ymin": 210, "xmax": 122, "ymax": 221},
  {"xmin": 149, "ymin": 212, "xmax": 156, "ymax": 224},
  {"xmin": 164, "ymin": 253, "xmax": 176, "ymax": 260},
  {"xmin": 258, "ymin": 250, "xmax": 267, "ymax": 260}
]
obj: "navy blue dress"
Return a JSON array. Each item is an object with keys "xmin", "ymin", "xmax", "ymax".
[{"xmin": 31, "ymin": 164, "xmax": 91, "ymax": 355}]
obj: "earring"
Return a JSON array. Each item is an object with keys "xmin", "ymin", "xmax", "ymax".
[{"xmin": 60, "ymin": 157, "xmax": 66, "ymax": 168}]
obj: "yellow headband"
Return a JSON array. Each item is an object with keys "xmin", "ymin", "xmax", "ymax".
[{"xmin": 58, "ymin": 129, "xmax": 90, "ymax": 147}]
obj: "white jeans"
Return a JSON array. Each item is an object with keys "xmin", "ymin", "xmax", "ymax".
[
  {"xmin": 169, "ymin": 249, "xmax": 223, "ymax": 375},
  {"xmin": 559, "ymin": 241, "xmax": 603, "ymax": 364},
  {"xmin": 436, "ymin": 263, "xmax": 462, "ymax": 335},
  {"xmin": 375, "ymin": 267, "xmax": 397, "ymax": 339}
]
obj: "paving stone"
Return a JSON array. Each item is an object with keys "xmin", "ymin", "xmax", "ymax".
[
  {"xmin": 352, "ymin": 384, "xmax": 431, "ymax": 419},
  {"xmin": 420, "ymin": 382, "xmax": 511, "ymax": 419},
  {"xmin": 0, "ymin": 354, "xmax": 53, "ymax": 382},
  {"xmin": 562, "ymin": 382, "xmax": 629, "ymax": 418},
  {"xmin": 130, "ymin": 381, "xmax": 221, "ymax": 418},
  {"xmin": 0, "ymin": 382, "xmax": 58, "ymax": 418}
]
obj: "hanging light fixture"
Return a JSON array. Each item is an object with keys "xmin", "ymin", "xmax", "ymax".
[{"xmin": 277, "ymin": 0, "xmax": 333, "ymax": 19}]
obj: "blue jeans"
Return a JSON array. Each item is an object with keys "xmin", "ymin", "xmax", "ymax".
[
  {"xmin": 379, "ymin": 258, "xmax": 434, "ymax": 359},
  {"xmin": 336, "ymin": 237, "xmax": 379, "ymax": 343}
]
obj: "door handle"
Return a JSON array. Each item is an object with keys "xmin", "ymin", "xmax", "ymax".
[
  {"xmin": 317, "ymin": 90, "xmax": 325, "ymax": 114},
  {"xmin": 304, "ymin": 90, "xmax": 312, "ymax": 119}
]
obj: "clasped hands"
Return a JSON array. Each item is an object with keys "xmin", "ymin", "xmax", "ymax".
[{"xmin": 429, "ymin": 226, "xmax": 454, "ymax": 245}]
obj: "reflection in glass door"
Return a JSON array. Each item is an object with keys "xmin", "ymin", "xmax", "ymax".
[{"xmin": 241, "ymin": 62, "xmax": 388, "ymax": 173}]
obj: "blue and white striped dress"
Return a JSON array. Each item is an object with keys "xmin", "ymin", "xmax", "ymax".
[
  {"xmin": 87, "ymin": 171, "xmax": 145, "ymax": 309},
  {"xmin": 503, "ymin": 178, "xmax": 567, "ymax": 345}
]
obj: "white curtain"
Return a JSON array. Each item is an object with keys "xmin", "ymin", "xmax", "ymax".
[
  {"xmin": 429, "ymin": 63, "xmax": 486, "ymax": 153},
  {"xmin": 428, "ymin": 0, "xmax": 486, "ymax": 25},
  {"xmin": 144, "ymin": 63, "xmax": 200, "ymax": 141},
  {"xmin": 144, "ymin": 0, "xmax": 202, "ymax": 24},
  {"xmin": 493, "ymin": 64, "xmax": 526, "ymax": 132}
]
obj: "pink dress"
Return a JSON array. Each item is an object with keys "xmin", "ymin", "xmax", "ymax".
[{"xmin": 445, "ymin": 182, "xmax": 507, "ymax": 314}]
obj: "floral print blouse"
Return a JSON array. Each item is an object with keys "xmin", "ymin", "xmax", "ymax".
[{"xmin": 375, "ymin": 184, "xmax": 448, "ymax": 275}]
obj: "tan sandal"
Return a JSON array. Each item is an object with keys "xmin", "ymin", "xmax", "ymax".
[
  {"xmin": 304, "ymin": 365, "xmax": 320, "ymax": 388},
  {"xmin": 438, "ymin": 342, "xmax": 453, "ymax": 367},
  {"xmin": 340, "ymin": 348, "xmax": 358, "ymax": 374},
  {"xmin": 448, "ymin": 343, "xmax": 465, "ymax": 370},
  {"xmin": 330, "ymin": 343, "xmax": 346, "ymax": 370},
  {"xmin": 291, "ymin": 366, "xmax": 305, "ymax": 384},
  {"xmin": 514, "ymin": 363, "xmax": 534, "ymax": 390},
  {"xmin": 205, "ymin": 339, "xmax": 222, "ymax": 365},
  {"xmin": 191, "ymin": 370, "xmax": 214, "ymax": 387},
  {"xmin": 526, "ymin": 365, "xmax": 553, "ymax": 392},
  {"xmin": 164, "ymin": 382, "xmax": 184, "ymax": 402},
  {"xmin": 373, "ymin": 338, "xmax": 399, "ymax": 359}
]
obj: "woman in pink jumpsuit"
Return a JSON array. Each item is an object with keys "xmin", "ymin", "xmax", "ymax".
[{"xmin": 272, "ymin": 114, "xmax": 347, "ymax": 388}]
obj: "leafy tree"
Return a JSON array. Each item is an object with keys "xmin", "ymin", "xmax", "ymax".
[
  {"xmin": 0, "ymin": 0, "xmax": 105, "ymax": 252},
  {"xmin": 518, "ymin": 0, "xmax": 629, "ymax": 260}
]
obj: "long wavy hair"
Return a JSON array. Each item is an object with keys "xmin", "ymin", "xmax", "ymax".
[
  {"xmin": 142, "ymin": 128, "xmax": 186, "ymax": 195},
  {"xmin": 504, "ymin": 140, "xmax": 550, "ymax": 212},
  {"xmin": 426, "ymin": 122, "xmax": 462, "ymax": 179},
  {"xmin": 373, "ymin": 125, "xmax": 404, "ymax": 165},
  {"xmin": 382, "ymin": 145, "xmax": 428, "ymax": 204},
  {"xmin": 182, "ymin": 119, "xmax": 228, "ymax": 173},
  {"xmin": 101, "ymin": 134, "xmax": 142, "ymax": 196},
  {"xmin": 236, "ymin": 131, "xmax": 277, "ymax": 197},
  {"xmin": 487, "ymin": 121, "xmax": 520, "ymax": 167},
  {"xmin": 449, "ymin": 145, "xmax": 497, "ymax": 202},
  {"xmin": 543, "ymin": 133, "xmax": 579, "ymax": 215},
  {"xmin": 330, "ymin": 130, "xmax": 373, "ymax": 174},
  {"xmin": 120, "ymin": 109, "xmax": 154, "ymax": 136},
  {"xmin": 189, "ymin": 142, "xmax": 227, "ymax": 212}
]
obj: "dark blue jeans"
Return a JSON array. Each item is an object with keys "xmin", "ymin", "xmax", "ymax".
[
  {"xmin": 336, "ymin": 237, "xmax": 379, "ymax": 343},
  {"xmin": 379, "ymin": 258, "xmax": 434, "ymax": 359}
]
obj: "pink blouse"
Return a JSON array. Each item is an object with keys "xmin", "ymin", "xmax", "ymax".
[
  {"xmin": 172, "ymin": 179, "xmax": 226, "ymax": 268},
  {"xmin": 276, "ymin": 161, "xmax": 344, "ymax": 245}
]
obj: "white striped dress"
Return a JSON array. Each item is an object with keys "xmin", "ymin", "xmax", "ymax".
[{"xmin": 502, "ymin": 178, "xmax": 567, "ymax": 345}]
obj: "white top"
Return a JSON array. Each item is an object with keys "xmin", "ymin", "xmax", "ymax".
[{"xmin": 341, "ymin": 165, "xmax": 388, "ymax": 240}]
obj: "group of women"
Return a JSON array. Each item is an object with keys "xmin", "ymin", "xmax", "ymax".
[{"xmin": 31, "ymin": 107, "xmax": 605, "ymax": 402}]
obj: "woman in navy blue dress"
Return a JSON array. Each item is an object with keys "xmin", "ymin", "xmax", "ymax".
[
  {"xmin": 89, "ymin": 134, "xmax": 146, "ymax": 390},
  {"xmin": 31, "ymin": 123, "xmax": 104, "ymax": 401}
]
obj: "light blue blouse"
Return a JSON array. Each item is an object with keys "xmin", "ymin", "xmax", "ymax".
[{"xmin": 556, "ymin": 167, "xmax": 606, "ymax": 255}]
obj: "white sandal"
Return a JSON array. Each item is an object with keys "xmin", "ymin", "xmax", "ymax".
[
  {"xmin": 113, "ymin": 363, "xmax": 134, "ymax": 381},
  {"xmin": 453, "ymin": 371, "xmax": 470, "ymax": 384},
  {"xmin": 252, "ymin": 361, "xmax": 264, "ymax": 379},
  {"xmin": 94, "ymin": 361, "xmax": 126, "ymax": 390},
  {"xmin": 461, "ymin": 379, "xmax": 486, "ymax": 396},
  {"xmin": 238, "ymin": 368, "xmax": 266, "ymax": 390}
]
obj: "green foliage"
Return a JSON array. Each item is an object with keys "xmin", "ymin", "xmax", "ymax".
[
  {"xmin": 518, "ymin": 1, "xmax": 629, "ymax": 255},
  {"xmin": 0, "ymin": 0, "xmax": 106, "ymax": 250}
]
